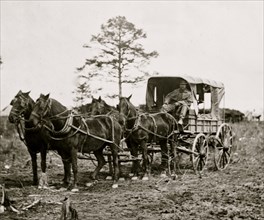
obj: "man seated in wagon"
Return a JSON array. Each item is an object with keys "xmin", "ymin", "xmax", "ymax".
[{"xmin": 161, "ymin": 79, "xmax": 193, "ymax": 124}]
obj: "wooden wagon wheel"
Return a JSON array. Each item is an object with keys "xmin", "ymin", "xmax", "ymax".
[
  {"xmin": 191, "ymin": 133, "xmax": 209, "ymax": 173},
  {"xmin": 214, "ymin": 123, "xmax": 233, "ymax": 171}
]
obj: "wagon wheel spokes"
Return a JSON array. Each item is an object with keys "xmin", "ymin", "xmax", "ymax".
[
  {"xmin": 193, "ymin": 156, "xmax": 205, "ymax": 172},
  {"xmin": 191, "ymin": 133, "xmax": 209, "ymax": 174},
  {"xmin": 214, "ymin": 123, "xmax": 233, "ymax": 171}
]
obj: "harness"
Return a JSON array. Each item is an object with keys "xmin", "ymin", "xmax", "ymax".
[
  {"xmin": 36, "ymin": 103, "xmax": 123, "ymax": 151},
  {"xmin": 10, "ymin": 100, "xmax": 43, "ymax": 153},
  {"xmin": 133, "ymin": 113, "xmax": 177, "ymax": 140}
]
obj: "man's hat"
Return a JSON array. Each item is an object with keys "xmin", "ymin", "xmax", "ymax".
[{"xmin": 179, "ymin": 79, "xmax": 187, "ymax": 85}]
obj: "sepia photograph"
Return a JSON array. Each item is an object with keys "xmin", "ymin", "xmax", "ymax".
[{"xmin": 0, "ymin": 1, "xmax": 263, "ymax": 219}]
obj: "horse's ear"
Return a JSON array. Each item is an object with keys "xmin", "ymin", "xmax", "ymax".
[
  {"xmin": 23, "ymin": 91, "xmax": 31, "ymax": 96},
  {"xmin": 18, "ymin": 90, "xmax": 22, "ymax": 95},
  {"xmin": 98, "ymin": 96, "xmax": 101, "ymax": 102},
  {"xmin": 128, "ymin": 94, "xmax": 132, "ymax": 100},
  {"xmin": 44, "ymin": 93, "xmax": 50, "ymax": 99}
]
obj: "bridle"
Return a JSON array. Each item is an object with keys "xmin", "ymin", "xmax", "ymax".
[
  {"xmin": 31, "ymin": 98, "xmax": 52, "ymax": 123},
  {"xmin": 10, "ymin": 96, "xmax": 30, "ymax": 122},
  {"xmin": 31, "ymin": 98, "xmax": 76, "ymax": 139},
  {"xmin": 91, "ymin": 100, "xmax": 105, "ymax": 115},
  {"xmin": 119, "ymin": 98, "xmax": 138, "ymax": 120},
  {"xmin": 9, "ymin": 95, "xmax": 35, "ymax": 143}
]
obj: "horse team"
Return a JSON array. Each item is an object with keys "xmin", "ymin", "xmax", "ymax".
[{"xmin": 8, "ymin": 91, "xmax": 179, "ymax": 191}]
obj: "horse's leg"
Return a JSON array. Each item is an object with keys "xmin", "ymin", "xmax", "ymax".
[
  {"xmin": 160, "ymin": 140, "xmax": 169, "ymax": 177},
  {"xmin": 109, "ymin": 143, "xmax": 120, "ymax": 188},
  {"xmin": 38, "ymin": 147, "xmax": 48, "ymax": 189},
  {"xmin": 126, "ymin": 138, "xmax": 139, "ymax": 179},
  {"xmin": 56, "ymin": 148, "xmax": 71, "ymax": 187},
  {"xmin": 29, "ymin": 151, "xmax": 38, "ymax": 185},
  {"xmin": 170, "ymin": 140, "xmax": 177, "ymax": 179},
  {"xmin": 91, "ymin": 147, "xmax": 106, "ymax": 180},
  {"xmin": 70, "ymin": 146, "xmax": 78, "ymax": 191},
  {"xmin": 141, "ymin": 140, "xmax": 150, "ymax": 180},
  {"xmin": 60, "ymin": 152, "xmax": 71, "ymax": 187}
]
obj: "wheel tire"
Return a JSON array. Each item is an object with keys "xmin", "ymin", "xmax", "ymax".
[
  {"xmin": 214, "ymin": 123, "xmax": 233, "ymax": 171},
  {"xmin": 191, "ymin": 133, "xmax": 209, "ymax": 174}
]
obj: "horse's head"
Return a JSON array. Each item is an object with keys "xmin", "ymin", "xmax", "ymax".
[
  {"xmin": 29, "ymin": 93, "xmax": 52, "ymax": 126},
  {"xmin": 9, "ymin": 90, "xmax": 33, "ymax": 123},
  {"xmin": 79, "ymin": 103, "xmax": 92, "ymax": 114},
  {"xmin": 90, "ymin": 96, "xmax": 106, "ymax": 115},
  {"xmin": 118, "ymin": 95, "xmax": 137, "ymax": 118}
]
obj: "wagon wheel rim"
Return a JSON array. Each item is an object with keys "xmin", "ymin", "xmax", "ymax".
[
  {"xmin": 214, "ymin": 123, "xmax": 233, "ymax": 170},
  {"xmin": 175, "ymin": 152, "xmax": 189, "ymax": 175},
  {"xmin": 191, "ymin": 133, "xmax": 209, "ymax": 173}
]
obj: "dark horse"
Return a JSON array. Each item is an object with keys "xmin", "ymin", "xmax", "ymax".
[
  {"xmin": 90, "ymin": 96, "xmax": 126, "ymax": 131},
  {"xmin": 8, "ymin": 91, "xmax": 48, "ymax": 188},
  {"xmin": 77, "ymin": 102, "xmax": 93, "ymax": 115},
  {"xmin": 90, "ymin": 96, "xmax": 140, "ymax": 177},
  {"xmin": 118, "ymin": 95, "xmax": 178, "ymax": 180},
  {"xmin": 29, "ymin": 94, "xmax": 122, "ymax": 190}
]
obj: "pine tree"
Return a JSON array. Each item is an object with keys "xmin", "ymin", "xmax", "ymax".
[{"xmin": 77, "ymin": 16, "xmax": 158, "ymax": 99}]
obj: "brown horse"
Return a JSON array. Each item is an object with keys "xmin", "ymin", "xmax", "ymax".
[
  {"xmin": 8, "ymin": 91, "xmax": 48, "ymax": 188},
  {"xmin": 29, "ymin": 94, "xmax": 122, "ymax": 190},
  {"xmin": 77, "ymin": 102, "xmax": 93, "ymax": 115},
  {"xmin": 118, "ymin": 95, "xmax": 178, "ymax": 180},
  {"xmin": 90, "ymin": 96, "xmax": 126, "ymax": 132}
]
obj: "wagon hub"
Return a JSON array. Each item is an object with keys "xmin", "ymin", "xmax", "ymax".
[{"xmin": 199, "ymin": 148, "xmax": 207, "ymax": 157}]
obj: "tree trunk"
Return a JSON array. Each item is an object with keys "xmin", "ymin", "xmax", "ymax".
[{"xmin": 118, "ymin": 70, "xmax": 122, "ymax": 98}]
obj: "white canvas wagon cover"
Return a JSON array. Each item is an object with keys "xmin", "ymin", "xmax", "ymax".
[{"xmin": 146, "ymin": 75, "xmax": 225, "ymax": 119}]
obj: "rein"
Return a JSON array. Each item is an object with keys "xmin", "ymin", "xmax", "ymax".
[
  {"xmin": 16, "ymin": 121, "xmax": 27, "ymax": 145},
  {"xmin": 79, "ymin": 115, "xmax": 123, "ymax": 151},
  {"xmin": 42, "ymin": 111, "xmax": 80, "ymax": 141},
  {"xmin": 13, "ymin": 113, "xmax": 41, "ymax": 143},
  {"xmin": 128, "ymin": 112, "xmax": 179, "ymax": 141},
  {"xmin": 38, "ymin": 103, "xmax": 123, "ymax": 151}
]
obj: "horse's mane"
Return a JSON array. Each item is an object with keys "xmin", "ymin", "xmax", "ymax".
[
  {"xmin": 49, "ymin": 98, "xmax": 68, "ymax": 116},
  {"xmin": 25, "ymin": 96, "xmax": 35, "ymax": 119},
  {"xmin": 79, "ymin": 103, "xmax": 92, "ymax": 113},
  {"xmin": 93, "ymin": 97, "xmax": 117, "ymax": 113},
  {"xmin": 120, "ymin": 97, "xmax": 137, "ymax": 111},
  {"xmin": 103, "ymin": 101, "xmax": 116, "ymax": 111},
  {"xmin": 119, "ymin": 96, "xmax": 138, "ymax": 117}
]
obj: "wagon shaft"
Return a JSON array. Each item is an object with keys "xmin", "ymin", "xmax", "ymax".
[{"xmin": 176, "ymin": 146, "xmax": 199, "ymax": 156}]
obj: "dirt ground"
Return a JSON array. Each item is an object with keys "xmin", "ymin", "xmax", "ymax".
[{"xmin": 0, "ymin": 121, "xmax": 263, "ymax": 220}]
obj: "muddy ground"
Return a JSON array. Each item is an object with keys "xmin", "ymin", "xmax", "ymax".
[{"xmin": 0, "ymin": 122, "xmax": 263, "ymax": 220}]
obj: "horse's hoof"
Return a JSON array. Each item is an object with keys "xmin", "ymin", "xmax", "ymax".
[
  {"xmin": 106, "ymin": 176, "xmax": 112, "ymax": 180},
  {"xmin": 38, "ymin": 185, "xmax": 43, "ymax": 189},
  {"xmin": 0, "ymin": 205, "xmax": 5, "ymax": 214},
  {"xmin": 59, "ymin": 187, "xmax": 67, "ymax": 191},
  {"xmin": 160, "ymin": 173, "xmax": 167, "ymax": 178},
  {"xmin": 71, "ymin": 188, "xmax": 79, "ymax": 192},
  {"xmin": 42, "ymin": 185, "xmax": 49, "ymax": 190},
  {"xmin": 128, "ymin": 173, "xmax": 134, "ymax": 177},
  {"xmin": 171, "ymin": 174, "xmax": 178, "ymax": 180},
  {"xmin": 86, "ymin": 182, "xmax": 93, "ymax": 187},
  {"xmin": 142, "ymin": 176, "xmax": 149, "ymax": 181},
  {"xmin": 112, "ymin": 183, "xmax": 118, "ymax": 189},
  {"xmin": 131, "ymin": 176, "xmax": 138, "ymax": 181},
  {"xmin": 60, "ymin": 181, "xmax": 69, "ymax": 187},
  {"xmin": 119, "ymin": 177, "xmax": 125, "ymax": 181}
]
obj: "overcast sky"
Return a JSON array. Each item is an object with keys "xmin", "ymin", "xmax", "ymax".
[{"xmin": 1, "ymin": 1, "xmax": 263, "ymax": 113}]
